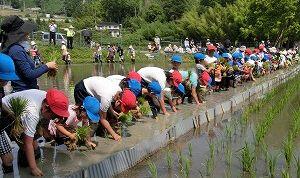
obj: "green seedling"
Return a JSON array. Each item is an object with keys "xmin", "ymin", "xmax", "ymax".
[
  {"xmin": 166, "ymin": 149, "xmax": 173, "ymax": 169},
  {"xmin": 294, "ymin": 156, "xmax": 300, "ymax": 178},
  {"xmin": 118, "ymin": 112, "xmax": 133, "ymax": 125},
  {"xmin": 139, "ymin": 103, "xmax": 151, "ymax": 116},
  {"xmin": 282, "ymin": 136, "xmax": 293, "ymax": 168},
  {"xmin": 267, "ymin": 153, "xmax": 278, "ymax": 178},
  {"xmin": 148, "ymin": 161, "xmax": 158, "ymax": 178},
  {"xmin": 8, "ymin": 97, "xmax": 29, "ymax": 140},
  {"xmin": 225, "ymin": 124, "xmax": 233, "ymax": 141},
  {"xmin": 188, "ymin": 143, "xmax": 192, "ymax": 157},
  {"xmin": 240, "ymin": 142, "xmax": 255, "ymax": 173},
  {"xmin": 281, "ymin": 169, "xmax": 290, "ymax": 178},
  {"xmin": 76, "ymin": 126, "xmax": 91, "ymax": 142},
  {"xmin": 181, "ymin": 156, "xmax": 191, "ymax": 178},
  {"xmin": 177, "ymin": 150, "xmax": 183, "ymax": 164},
  {"xmin": 208, "ymin": 141, "xmax": 215, "ymax": 160},
  {"xmin": 225, "ymin": 146, "xmax": 232, "ymax": 167},
  {"xmin": 205, "ymin": 158, "xmax": 213, "ymax": 176}
]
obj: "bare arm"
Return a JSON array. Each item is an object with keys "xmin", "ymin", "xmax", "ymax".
[
  {"xmin": 56, "ymin": 125, "xmax": 76, "ymax": 140},
  {"xmin": 158, "ymin": 91, "xmax": 169, "ymax": 115},
  {"xmin": 24, "ymin": 135, "xmax": 43, "ymax": 176},
  {"xmin": 192, "ymin": 87, "xmax": 201, "ymax": 105},
  {"xmin": 100, "ymin": 111, "xmax": 121, "ymax": 141}
]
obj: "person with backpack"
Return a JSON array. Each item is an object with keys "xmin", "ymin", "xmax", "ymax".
[{"xmin": 0, "ymin": 15, "xmax": 58, "ymax": 92}]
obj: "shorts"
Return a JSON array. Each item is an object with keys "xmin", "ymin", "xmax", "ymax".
[
  {"xmin": 74, "ymin": 80, "xmax": 92, "ymax": 105},
  {"xmin": 0, "ymin": 131, "xmax": 11, "ymax": 156}
]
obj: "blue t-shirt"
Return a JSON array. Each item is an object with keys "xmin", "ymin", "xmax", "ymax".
[
  {"xmin": 180, "ymin": 71, "xmax": 198, "ymax": 88},
  {"xmin": 8, "ymin": 44, "xmax": 48, "ymax": 92}
]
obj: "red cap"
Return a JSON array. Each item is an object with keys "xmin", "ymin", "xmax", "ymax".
[
  {"xmin": 259, "ymin": 44, "xmax": 264, "ymax": 50},
  {"xmin": 207, "ymin": 45, "xmax": 216, "ymax": 51},
  {"xmin": 46, "ymin": 89, "xmax": 69, "ymax": 118},
  {"xmin": 245, "ymin": 48, "xmax": 252, "ymax": 55},
  {"xmin": 253, "ymin": 48, "xmax": 259, "ymax": 54},
  {"xmin": 121, "ymin": 89, "xmax": 137, "ymax": 113},
  {"xmin": 127, "ymin": 71, "xmax": 141, "ymax": 83},
  {"xmin": 171, "ymin": 70, "xmax": 182, "ymax": 87}
]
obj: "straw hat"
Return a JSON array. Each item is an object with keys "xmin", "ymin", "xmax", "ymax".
[{"xmin": 69, "ymin": 25, "xmax": 74, "ymax": 29}]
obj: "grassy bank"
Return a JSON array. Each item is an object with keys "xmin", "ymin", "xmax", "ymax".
[{"xmin": 36, "ymin": 42, "xmax": 194, "ymax": 64}]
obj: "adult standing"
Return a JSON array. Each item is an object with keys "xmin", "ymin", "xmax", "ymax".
[
  {"xmin": 49, "ymin": 20, "xmax": 57, "ymax": 45},
  {"xmin": 64, "ymin": 25, "xmax": 75, "ymax": 49},
  {"xmin": 0, "ymin": 15, "xmax": 57, "ymax": 92}
]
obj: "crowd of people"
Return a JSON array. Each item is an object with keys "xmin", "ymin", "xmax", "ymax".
[{"xmin": 0, "ymin": 15, "xmax": 299, "ymax": 177}]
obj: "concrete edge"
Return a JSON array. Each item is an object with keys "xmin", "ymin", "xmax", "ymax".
[{"xmin": 65, "ymin": 66, "xmax": 300, "ymax": 178}]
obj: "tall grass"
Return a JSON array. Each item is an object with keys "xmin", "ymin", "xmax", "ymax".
[
  {"xmin": 295, "ymin": 156, "xmax": 300, "ymax": 178},
  {"xmin": 188, "ymin": 143, "xmax": 193, "ymax": 157},
  {"xmin": 267, "ymin": 153, "xmax": 278, "ymax": 178}
]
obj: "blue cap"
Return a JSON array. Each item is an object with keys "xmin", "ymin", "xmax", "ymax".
[
  {"xmin": 263, "ymin": 54, "xmax": 270, "ymax": 61},
  {"xmin": 232, "ymin": 51, "xmax": 243, "ymax": 59},
  {"xmin": 250, "ymin": 55, "xmax": 258, "ymax": 61},
  {"xmin": 214, "ymin": 52, "xmax": 221, "ymax": 59},
  {"xmin": 128, "ymin": 79, "xmax": 141, "ymax": 96},
  {"xmin": 83, "ymin": 96, "xmax": 101, "ymax": 123},
  {"xmin": 171, "ymin": 55, "xmax": 182, "ymax": 63},
  {"xmin": 194, "ymin": 53, "xmax": 205, "ymax": 60},
  {"xmin": 0, "ymin": 53, "xmax": 19, "ymax": 81},
  {"xmin": 222, "ymin": 53, "xmax": 230, "ymax": 58},
  {"xmin": 148, "ymin": 81, "xmax": 162, "ymax": 98},
  {"xmin": 176, "ymin": 83, "xmax": 185, "ymax": 95}
]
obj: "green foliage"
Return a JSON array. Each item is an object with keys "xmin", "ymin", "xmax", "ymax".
[
  {"xmin": 282, "ymin": 135, "xmax": 293, "ymax": 168},
  {"xmin": 166, "ymin": 148, "xmax": 173, "ymax": 169},
  {"xmin": 118, "ymin": 112, "xmax": 133, "ymax": 125},
  {"xmin": 143, "ymin": 3, "xmax": 165, "ymax": 23}
]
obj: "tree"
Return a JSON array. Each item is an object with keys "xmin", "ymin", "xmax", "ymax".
[
  {"xmin": 101, "ymin": 0, "xmax": 139, "ymax": 23},
  {"xmin": 143, "ymin": 3, "xmax": 165, "ymax": 23},
  {"xmin": 11, "ymin": 0, "xmax": 21, "ymax": 9},
  {"xmin": 64, "ymin": 0, "xmax": 83, "ymax": 17},
  {"xmin": 161, "ymin": 0, "xmax": 188, "ymax": 21}
]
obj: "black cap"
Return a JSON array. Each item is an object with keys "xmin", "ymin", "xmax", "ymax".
[{"xmin": 1, "ymin": 15, "xmax": 36, "ymax": 34}]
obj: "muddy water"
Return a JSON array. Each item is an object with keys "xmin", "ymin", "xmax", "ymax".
[
  {"xmin": 116, "ymin": 85, "xmax": 300, "ymax": 178},
  {"xmin": 37, "ymin": 62, "xmax": 193, "ymax": 103}
]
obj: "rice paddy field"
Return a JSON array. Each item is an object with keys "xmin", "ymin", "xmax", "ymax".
[{"xmin": 116, "ymin": 74, "xmax": 300, "ymax": 178}]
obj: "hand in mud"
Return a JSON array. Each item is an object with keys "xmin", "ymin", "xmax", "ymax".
[
  {"xmin": 86, "ymin": 141, "xmax": 97, "ymax": 149},
  {"xmin": 30, "ymin": 167, "xmax": 44, "ymax": 176},
  {"xmin": 172, "ymin": 106, "xmax": 177, "ymax": 112},
  {"xmin": 113, "ymin": 134, "xmax": 121, "ymax": 141},
  {"xmin": 163, "ymin": 112, "xmax": 170, "ymax": 116}
]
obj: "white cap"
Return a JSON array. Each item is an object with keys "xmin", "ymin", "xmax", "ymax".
[{"xmin": 30, "ymin": 41, "xmax": 36, "ymax": 46}]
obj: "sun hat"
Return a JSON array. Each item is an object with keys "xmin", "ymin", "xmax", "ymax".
[
  {"xmin": 120, "ymin": 89, "xmax": 137, "ymax": 113},
  {"xmin": 46, "ymin": 89, "xmax": 69, "ymax": 118},
  {"xmin": 171, "ymin": 55, "xmax": 182, "ymax": 63},
  {"xmin": 148, "ymin": 81, "xmax": 162, "ymax": 98},
  {"xmin": 232, "ymin": 51, "xmax": 243, "ymax": 59},
  {"xmin": 1, "ymin": 15, "xmax": 36, "ymax": 34},
  {"xmin": 127, "ymin": 79, "xmax": 141, "ymax": 96},
  {"xmin": 0, "ymin": 53, "xmax": 19, "ymax": 80},
  {"xmin": 222, "ymin": 53, "xmax": 230, "ymax": 58},
  {"xmin": 176, "ymin": 83, "xmax": 185, "ymax": 95},
  {"xmin": 194, "ymin": 53, "xmax": 206, "ymax": 60},
  {"xmin": 127, "ymin": 71, "xmax": 141, "ymax": 82},
  {"xmin": 245, "ymin": 48, "xmax": 252, "ymax": 55},
  {"xmin": 69, "ymin": 25, "xmax": 74, "ymax": 29},
  {"xmin": 83, "ymin": 96, "xmax": 101, "ymax": 123},
  {"xmin": 30, "ymin": 41, "xmax": 36, "ymax": 46},
  {"xmin": 170, "ymin": 70, "xmax": 182, "ymax": 88},
  {"xmin": 0, "ymin": 15, "xmax": 37, "ymax": 49}
]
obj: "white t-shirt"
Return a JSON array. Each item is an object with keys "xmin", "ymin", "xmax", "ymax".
[
  {"xmin": 106, "ymin": 75, "xmax": 125, "ymax": 86},
  {"xmin": 137, "ymin": 67, "xmax": 166, "ymax": 89},
  {"xmin": 83, "ymin": 76, "xmax": 122, "ymax": 112},
  {"xmin": 204, "ymin": 55, "xmax": 217, "ymax": 64},
  {"xmin": 2, "ymin": 89, "xmax": 46, "ymax": 138},
  {"xmin": 49, "ymin": 24, "xmax": 57, "ymax": 32}
]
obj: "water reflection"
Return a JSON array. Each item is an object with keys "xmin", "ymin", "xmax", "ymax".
[{"xmin": 38, "ymin": 63, "xmax": 192, "ymax": 103}]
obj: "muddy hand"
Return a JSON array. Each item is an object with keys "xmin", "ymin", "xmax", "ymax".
[{"xmin": 30, "ymin": 167, "xmax": 44, "ymax": 176}]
